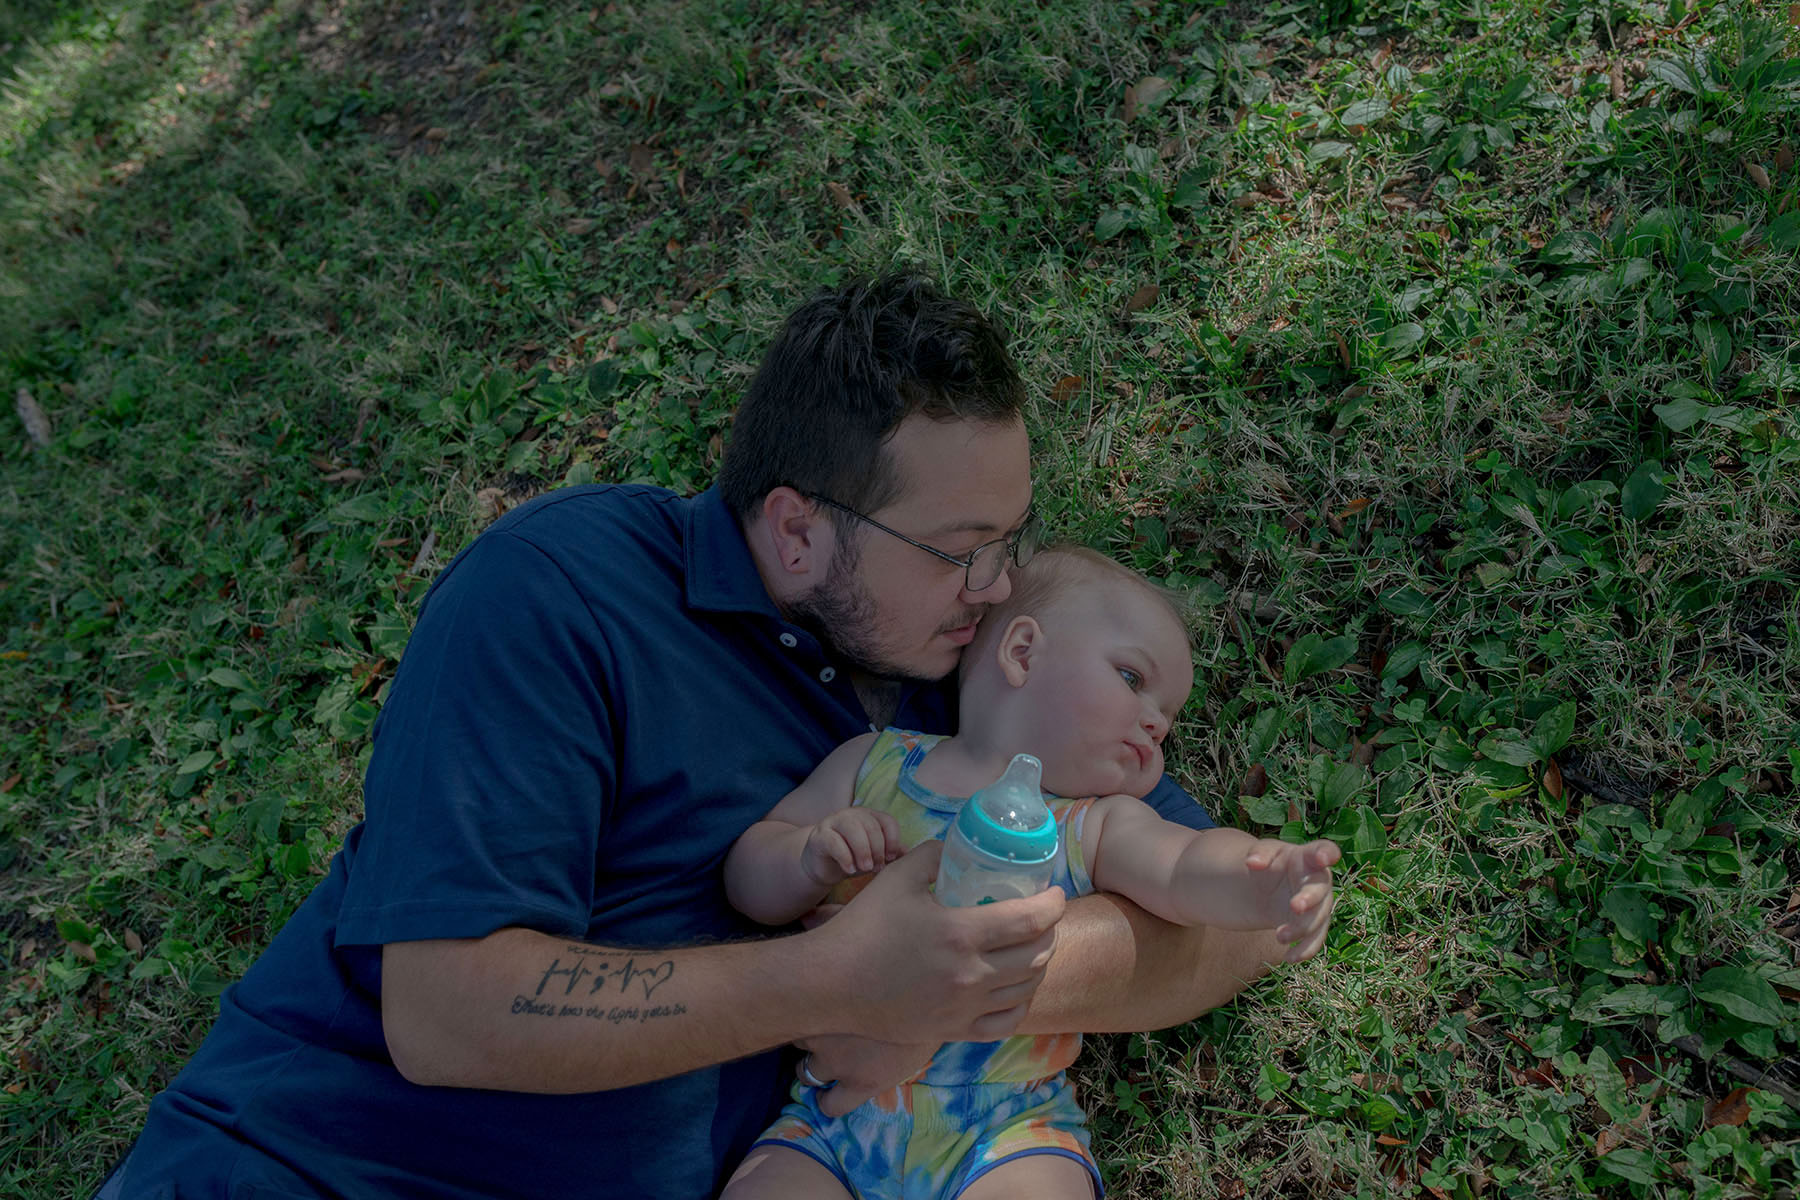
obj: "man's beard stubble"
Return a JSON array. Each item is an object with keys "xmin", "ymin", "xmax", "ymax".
[{"xmin": 787, "ymin": 538, "xmax": 977, "ymax": 685}]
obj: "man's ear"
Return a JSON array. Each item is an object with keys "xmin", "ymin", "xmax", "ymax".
[
  {"xmin": 995, "ymin": 616, "xmax": 1042, "ymax": 689},
  {"xmin": 761, "ymin": 487, "xmax": 828, "ymax": 576}
]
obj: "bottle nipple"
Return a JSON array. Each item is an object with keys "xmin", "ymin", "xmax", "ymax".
[{"xmin": 975, "ymin": 754, "xmax": 1046, "ymax": 830}]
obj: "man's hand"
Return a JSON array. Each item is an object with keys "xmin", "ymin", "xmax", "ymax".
[
  {"xmin": 808, "ymin": 841, "xmax": 1065, "ymax": 1044},
  {"xmin": 802, "ymin": 808, "xmax": 903, "ymax": 887},
  {"xmin": 1243, "ymin": 838, "xmax": 1339, "ymax": 962},
  {"xmin": 795, "ymin": 1034, "xmax": 938, "ymax": 1117}
]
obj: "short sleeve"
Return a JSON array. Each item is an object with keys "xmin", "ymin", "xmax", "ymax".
[
  {"xmin": 336, "ymin": 530, "xmax": 617, "ymax": 948},
  {"xmin": 1142, "ymin": 773, "xmax": 1216, "ymax": 831}
]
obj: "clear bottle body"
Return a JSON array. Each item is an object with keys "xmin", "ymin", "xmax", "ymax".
[{"xmin": 935, "ymin": 825, "xmax": 1055, "ymax": 906}]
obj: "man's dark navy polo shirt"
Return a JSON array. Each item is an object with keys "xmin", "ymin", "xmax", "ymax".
[{"xmin": 120, "ymin": 485, "xmax": 1214, "ymax": 1200}]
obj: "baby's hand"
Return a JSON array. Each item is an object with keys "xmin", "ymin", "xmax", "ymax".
[
  {"xmin": 1244, "ymin": 838, "xmax": 1340, "ymax": 963},
  {"xmin": 802, "ymin": 809, "xmax": 905, "ymax": 888}
]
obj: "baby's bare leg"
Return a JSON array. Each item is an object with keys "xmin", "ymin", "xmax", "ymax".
[
  {"xmin": 957, "ymin": 1152, "xmax": 1096, "ymax": 1200},
  {"xmin": 719, "ymin": 1145, "xmax": 856, "ymax": 1200}
]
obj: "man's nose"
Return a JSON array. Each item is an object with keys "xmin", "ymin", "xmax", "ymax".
[
  {"xmin": 1143, "ymin": 708, "xmax": 1169, "ymax": 743},
  {"xmin": 969, "ymin": 564, "xmax": 1013, "ymax": 605}
]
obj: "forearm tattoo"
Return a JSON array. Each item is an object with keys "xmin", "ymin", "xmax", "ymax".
[{"xmin": 509, "ymin": 944, "xmax": 687, "ymax": 1024}]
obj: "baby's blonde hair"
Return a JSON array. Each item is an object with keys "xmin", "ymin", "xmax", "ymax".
[{"xmin": 964, "ymin": 546, "xmax": 1190, "ymax": 678}]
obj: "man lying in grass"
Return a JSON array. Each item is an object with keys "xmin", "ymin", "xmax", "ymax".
[
  {"xmin": 103, "ymin": 274, "xmax": 1292, "ymax": 1200},
  {"xmin": 722, "ymin": 547, "xmax": 1338, "ymax": 1200}
]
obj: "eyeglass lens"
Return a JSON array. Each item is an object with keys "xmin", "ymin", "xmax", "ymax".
[{"xmin": 968, "ymin": 516, "xmax": 1041, "ymax": 591}]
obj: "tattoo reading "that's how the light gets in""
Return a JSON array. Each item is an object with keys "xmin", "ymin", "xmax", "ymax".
[{"xmin": 509, "ymin": 944, "xmax": 687, "ymax": 1025}]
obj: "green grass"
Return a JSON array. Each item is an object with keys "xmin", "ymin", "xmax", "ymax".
[{"xmin": 3, "ymin": 0, "xmax": 1797, "ymax": 1196}]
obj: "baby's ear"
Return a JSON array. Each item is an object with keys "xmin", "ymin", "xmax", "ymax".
[{"xmin": 996, "ymin": 616, "xmax": 1042, "ymax": 688}]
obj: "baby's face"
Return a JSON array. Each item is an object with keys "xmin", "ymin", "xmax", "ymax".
[{"xmin": 1020, "ymin": 583, "xmax": 1193, "ymax": 799}]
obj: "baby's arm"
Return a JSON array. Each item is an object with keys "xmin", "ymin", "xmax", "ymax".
[
  {"xmin": 724, "ymin": 732, "xmax": 898, "ymax": 926},
  {"xmin": 1081, "ymin": 796, "xmax": 1339, "ymax": 963}
]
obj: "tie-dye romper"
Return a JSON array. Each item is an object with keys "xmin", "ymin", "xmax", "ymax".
[{"xmin": 749, "ymin": 729, "xmax": 1104, "ymax": 1199}]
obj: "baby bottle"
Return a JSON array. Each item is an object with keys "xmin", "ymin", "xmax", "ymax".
[{"xmin": 935, "ymin": 753, "xmax": 1058, "ymax": 906}]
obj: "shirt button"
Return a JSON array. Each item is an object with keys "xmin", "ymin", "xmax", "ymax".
[
  {"xmin": 819, "ymin": 667, "xmax": 837, "ymax": 683},
  {"xmin": 779, "ymin": 633, "xmax": 798, "ymax": 648}
]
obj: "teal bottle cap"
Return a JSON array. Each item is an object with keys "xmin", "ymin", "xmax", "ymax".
[{"xmin": 953, "ymin": 754, "xmax": 1057, "ymax": 865}]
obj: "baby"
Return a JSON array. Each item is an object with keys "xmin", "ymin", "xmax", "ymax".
[{"xmin": 721, "ymin": 546, "xmax": 1339, "ymax": 1200}]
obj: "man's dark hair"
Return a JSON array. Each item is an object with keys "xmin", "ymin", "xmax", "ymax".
[{"xmin": 717, "ymin": 272, "xmax": 1027, "ymax": 519}]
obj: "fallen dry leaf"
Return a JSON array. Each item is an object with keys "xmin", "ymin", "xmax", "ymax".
[
  {"xmin": 1776, "ymin": 143, "xmax": 1795, "ymax": 172},
  {"xmin": 1618, "ymin": 1054, "xmax": 1670, "ymax": 1090},
  {"xmin": 1123, "ymin": 283, "xmax": 1160, "ymax": 314},
  {"xmin": 474, "ymin": 487, "xmax": 509, "ymax": 521},
  {"xmin": 1123, "ymin": 75, "xmax": 1172, "ymax": 121},
  {"xmin": 629, "ymin": 143, "xmax": 654, "ymax": 176},
  {"xmin": 1240, "ymin": 763, "xmax": 1269, "ymax": 797},
  {"xmin": 1746, "ymin": 162, "xmax": 1772, "ymax": 190},
  {"xmin": 564, "ymin": 217, "xmax": 596, "ymax": 236},
  {"xmin": 0, "ymin": 773, "xmax": 19, "ymax": 793},
  {"xmin": 1191, "ymin": 1044, "xmax": 1220, "ymax": 1088},
  {"xmin": 424, "ymin": 127, "xmax": 447, "ymax": 142},
  {"xmin": 825, "ymin": 181, "xmax": 855, "ymax": 210},
  {"xmin": 123, "ymin": 929, "xmax": 144, "ymax": 955},
  {"xmin": 352, "ymin": 659, "xmax": 390, "ymax": 696},
  {"xmin": 407, "ymin": 529, "xmax": 439, "ymax": 576},
  {"xmin": 1050, "ymin": 375, "xmax": 1083, "ymax": 407},
  {"xmin": 1543, "ymin": 755, "xmax": 1564, "ymax": 801},
  {"xmin": 68, "ymin": 941, "xmax": 97, "ymax": 964},
  {"xmin": 1511, "ymin": 1059, "xmax": 1558, "ymax": 1089},
  {"xmin": 15, "ymin": 386, "xmax": 51, "ymax": 448},
  {"xmin": 1334, "ymin": 497, "xmax": 1372, "ymax": 520},
  {"xmin": 1705, "ymin": 1086, "xmax": 1755, "ymax": 1127},
  {"xmin": 322, "ymin": 467, "xmax": 366, "ymax": 483},
  {"xmin": 1352, "ymin": 1072, "xmax": 1406, "ymax": 1093}
]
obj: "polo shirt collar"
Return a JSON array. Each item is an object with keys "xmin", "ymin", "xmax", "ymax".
[{"xmin": 685, "ymin": 487, "xmax": 781, "ymax": 617}]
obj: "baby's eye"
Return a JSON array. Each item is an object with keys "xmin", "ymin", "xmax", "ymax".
[{"xmin": 1118, "ymin": 667, "xmax": 1143, "ymax": 691}]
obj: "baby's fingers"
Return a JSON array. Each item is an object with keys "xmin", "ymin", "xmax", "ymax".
[
  {"xmin": 841, "ymin": 822, "xmax": 881, "ymax": 873},
  {"xmin": 1283, "ymin": 920, "xmax": 1330, "ymax": 963},
  {"xmin": 1245, "ymin": 839, "xmax": 1292, "ymax": 871},
  {"xmin": 876, "ymin": 811, "xmax": 905, "ymax": 862},
  {"xmin": 825, "ymin": 833, "xmax": 863, "ymax": 876}
]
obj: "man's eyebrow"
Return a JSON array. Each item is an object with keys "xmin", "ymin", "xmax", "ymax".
[{"xmin": 921, "ymin": 502, "xmax": 1033, "ymax": 541}]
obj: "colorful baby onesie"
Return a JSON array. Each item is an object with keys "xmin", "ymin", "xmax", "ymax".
[{"xmin": 751, "ymin": 729, "xmax": 1103, "ymax": 1199}]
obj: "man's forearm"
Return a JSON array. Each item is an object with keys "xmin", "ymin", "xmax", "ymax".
[
  {"xmin": 381, "ymin": 845, "xmax": 1067, "ymax": 1094},
  {"xmin": 382, "ymin": 927, "xmax": 824, "ymax": 1094},
  {"xmin": 1014, "ymin": 892, "xmax": 1286, "ymax": 1035}
]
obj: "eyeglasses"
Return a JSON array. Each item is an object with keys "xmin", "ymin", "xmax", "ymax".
[{"xmin": 806, "ymin": 494, "xmax": 1041, "ymax": 592}]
